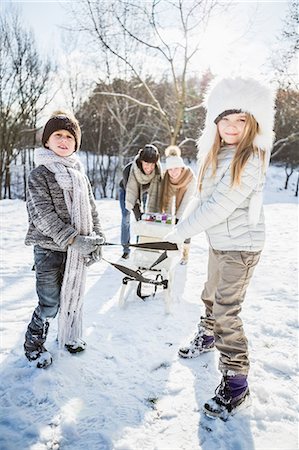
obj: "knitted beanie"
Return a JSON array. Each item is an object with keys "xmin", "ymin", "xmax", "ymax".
[
  {"xmin": 138, "ymin": 144, "xmax": 160, "ymax": 164},
  {"xmin": 42, "ymin": 111, "xmax": 81, "ymax": 151},
  {"xmin": 165, "ymin": 145, "xmax": 185, "ymax": 170},
  {"xmin": 197, "ymin": 77, "xmax": 276, "ymax": 160}
]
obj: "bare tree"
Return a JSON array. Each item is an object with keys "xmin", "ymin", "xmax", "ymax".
[
  {"xmin": 270, "ymin": 1, "xmax": 299, "ymax": 193},
  {"xmin": 0, "ymin": 7, "xmax": 52, "ymax": 199},
  {"xmin": 271, "ymin": 0, "xmax": 298, "ymax": 88},
  {"xmin": 58, "ymin": 32, "xmax": 94, "ymax": 113},
  {"xmin": 70, "ymin": 0, "xmax": 219, "ymax": 146},
  {"xmin": 78, "ymin": 76, "xmax": 157, "ymax": 198}
]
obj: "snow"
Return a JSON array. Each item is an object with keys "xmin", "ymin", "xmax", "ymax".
[{"xmin": 0, "ymin": 165, "xmax": 298, "ymax": 450}]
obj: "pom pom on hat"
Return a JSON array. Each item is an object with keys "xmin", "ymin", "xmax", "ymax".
[
  {"xmin": 197, "ymin": 77, "xmax": 276, "ymax": 160},
  {"xmin": 165, "ymin": 145, "xmax": 185, "ymax": 170},
  {"xmin": 42, "ymin": 110, "xmax": 81, "ymax": 151}
]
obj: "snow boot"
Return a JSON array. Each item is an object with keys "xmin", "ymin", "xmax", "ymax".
[
  {"xmin": 65, "ymin": 338, "xmax": 86, "ymax": 354},
  {"xmin": 203, "ymin": 374, "xmax": 250, "ymax": 420},
  {"xmin": 25, "ymin": 343, "xmax": 53, "ymax": 368},
  {"xmin": 178, "ymin": 326, "xmax": 215, "ymax": 358},
  {"xmin": 24, "ymin": 312, "xmax": 52, "ymax": 368},
  {"xmin": 121, "ymin": 252, "xmax": 130, "ymax": 260}
]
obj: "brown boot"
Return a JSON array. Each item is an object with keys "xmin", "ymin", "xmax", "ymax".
[{"xmin": 180, "ymin": 243, "xmax": 190, "ymax": 265}]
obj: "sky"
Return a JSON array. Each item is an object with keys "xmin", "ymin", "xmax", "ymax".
[
  {"xmin": 3, "ymin": 0, "xmax": 291, "ymax": 75},
  {"xmin": 1, "ymin": 0, "xmax": 292, "ymax": 114},
  {"xmin": 0, "ymin": 163, "xmax": 298, "ymax": 449}
]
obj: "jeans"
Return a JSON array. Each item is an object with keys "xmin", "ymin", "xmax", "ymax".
[
  {"xmin": 119, "ymin": 187, "xmax": 131, "ymax": 254},
  {"xmin": 24, "ymin": 245, "xmax": 67, "ymax": 351},
  {"xmin": 119, "ymin": 187, "xmax": 148, "ymax": 254}
]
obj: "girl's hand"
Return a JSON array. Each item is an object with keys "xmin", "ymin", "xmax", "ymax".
[{"xmin": 164, "ymin": 228, "xmax": 184, "ymax": 244}]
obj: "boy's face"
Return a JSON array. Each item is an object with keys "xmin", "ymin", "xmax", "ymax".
[{"xmin": 46, "ymin": 129, "xmax": 76, "ymax": 157}]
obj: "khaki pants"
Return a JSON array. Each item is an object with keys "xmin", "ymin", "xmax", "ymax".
[{"xmin": 200, "ymin": 248, "xmax": 261, "ymax": 375}]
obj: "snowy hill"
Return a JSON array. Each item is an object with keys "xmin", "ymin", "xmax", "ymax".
[{"xmin": 0, "ymin": 165, "xmax": 298, "ymax": 450}]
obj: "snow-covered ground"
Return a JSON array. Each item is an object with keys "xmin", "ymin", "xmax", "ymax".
[{"xmin": 0, "ymin": 165, "xmax": 298, "ymax": 450}]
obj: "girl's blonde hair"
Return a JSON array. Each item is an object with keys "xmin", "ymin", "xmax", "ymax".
[{"xmin": 198, "ymin": 113, "xmax": 264, "ymax": 190}]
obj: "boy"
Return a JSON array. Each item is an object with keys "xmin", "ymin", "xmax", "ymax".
[{"xmin": 24, "ymin": 111, "xmax": 105, "ymax": 368}]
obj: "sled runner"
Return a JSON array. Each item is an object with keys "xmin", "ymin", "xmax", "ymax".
[{"xmin": 118, "ymin": 214, "xmax": 180, "ymax": 313}]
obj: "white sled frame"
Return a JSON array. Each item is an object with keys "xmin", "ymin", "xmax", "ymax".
[{"xmin": 118, "ymin": 221, "xmax": 179, "ymax": 313}]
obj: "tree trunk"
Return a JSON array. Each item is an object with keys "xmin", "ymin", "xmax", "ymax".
[
  {"xmin": 22, "ymin": 150, "xmax": 27, "ymax": 200},
  {"xmin": 284, "ymin": 163, "xmax": 294, "ymax": 189},
  {"xmin": 4, "ymin": 161, "xmax": 11, "ymax": 199}
]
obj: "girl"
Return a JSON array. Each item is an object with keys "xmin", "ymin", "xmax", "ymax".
[
  {"xmin": 165, "ymin": 77, "xmax": 276, "ymax": 419},
  {"xmin": 24, "ymin": 111, "xmax": 105, "ymax": 368},
  {"xmin": 160, "ymin": 145, "xmax": 196, "ymax": 264}
]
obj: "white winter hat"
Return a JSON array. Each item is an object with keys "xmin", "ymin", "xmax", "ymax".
[
  {"xmin": 165, "ymin": 145, "xmax": 185, "ymax": 170},
  {"xmin": 197, "ymin": 77, "xmax": 276, "ymax": 160}
]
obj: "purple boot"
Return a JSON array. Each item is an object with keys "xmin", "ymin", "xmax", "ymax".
[
  {"xmin": 178, "ymin": 326, "xmax": 215, "ymax": 359},
  {"xmin": 203, "ymin": 374, "xmax": 250, "ymax": 420}
]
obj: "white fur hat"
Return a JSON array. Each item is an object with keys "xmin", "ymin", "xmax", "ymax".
[
  {"xmin": 165, "ymin": 145, "xmax": 185, "ymax": 170},
  {"xmin": 197, "ymin": 77, "xmax": 276, "ymax": 161}
]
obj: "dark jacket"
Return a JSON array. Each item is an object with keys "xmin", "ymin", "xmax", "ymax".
[{"xmin": 119, "ymin": 162, "xmax": 133, "ymax": 190}]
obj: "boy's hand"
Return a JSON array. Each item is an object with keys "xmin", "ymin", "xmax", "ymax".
[
  {"xmin": 85, "ymin": 245, "xmax": 102, "ymax": 267},
  {"xmin": 97, "ymin": 231, "xmax": 106, "ymax": 244},
  {"xmin": 71, "ymin": 235, "xmax": 104, "ymax": 256}
]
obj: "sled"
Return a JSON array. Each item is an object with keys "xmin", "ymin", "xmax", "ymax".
[{"xmin": 118, "ymin": 215, "xmax": 180, "ymax": 313}]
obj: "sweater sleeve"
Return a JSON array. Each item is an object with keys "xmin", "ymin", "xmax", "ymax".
[
  {"xmin": 176, "ymin": 155, "xmax": 261, "ymax": 240},
  {"xmin": 125, "ymin": 169, "xmax": 139, "ymax": 211},
  {"xmin": 26, "ymin": 169, "xmax": 78, "ymax": 247}
]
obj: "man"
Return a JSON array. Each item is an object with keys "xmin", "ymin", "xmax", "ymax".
[{"xmin": 119, "ymin": 144, "xmax": 162, "ymax": 259}]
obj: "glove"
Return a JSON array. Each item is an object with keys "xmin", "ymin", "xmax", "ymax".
[
  {"xmin": 97, "ymin": 231, "xmax": 106, "ymax": 245},
  {"xmin": 164, "ymin": 228, "xmax": 184, "ymax": 244},
  {"xmin": 71, "ymin": 235, "xmax": 104, "ymax": 256},
  {"xmin": 85, "ymin": 245, "xmax": 103, "ymax": 267},
  {"xmin": 133, "ymin": 204, "xmax": 142, "ymax": 221}
]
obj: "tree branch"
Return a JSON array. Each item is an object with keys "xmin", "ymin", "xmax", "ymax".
[
  {"xmin": 94, "ymin": 91, "xmax": 162, "ymax": 112},
  {"xmin": 271, "ymin": 132, "xmax": 299, "ymax": 157}
]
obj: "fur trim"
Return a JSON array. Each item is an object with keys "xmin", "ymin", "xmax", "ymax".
[
  {"xmin": 197, "ymin": 77, "xmax": 276, "ymax": 162},
  {"xmin": 138, "ymin": 144, "xmax": 159, "ymax": 164}
]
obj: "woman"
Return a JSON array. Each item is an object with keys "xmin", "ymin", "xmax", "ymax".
[{"xmin": 160, "ymin": 145, "xmax": 196, "ymax": 264}]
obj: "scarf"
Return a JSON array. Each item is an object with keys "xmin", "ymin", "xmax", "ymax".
[
  {"xmin": 125, "ymin": 157, "xmax": 162, "ymax": 213},
  {"xmin": 35, "ymin": 148, "xmax": 93, "ymax": 348},
  {"xmin": 161, "ymin": 167, "xmax": 194, "ymax": 215}
]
